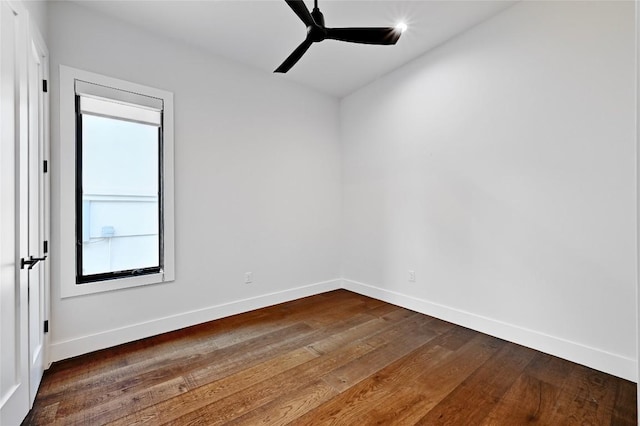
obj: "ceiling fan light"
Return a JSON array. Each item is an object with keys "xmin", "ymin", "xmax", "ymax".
[{"xmin": 395, "ymin": 22, "xmax": 408, "ymax": 33}]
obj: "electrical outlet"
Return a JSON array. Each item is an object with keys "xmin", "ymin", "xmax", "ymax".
[
  {"xmin": 245, "ymin": 272, "xmax": 253, "ymax": 284},
  {"xmin": 408, "ymin": 270, "xmax": 416, "ymax": 282}
]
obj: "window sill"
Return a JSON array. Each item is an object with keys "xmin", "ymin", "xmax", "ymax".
[{"xmin": 61, "ymin": 271, "xmax": 174, "ymax": 298}]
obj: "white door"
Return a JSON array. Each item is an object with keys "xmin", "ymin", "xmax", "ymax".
[
  {"xmin": 1, "ymin": 2, "xmax": 49, "ymax": 423},
  {"xmin": 26, "ymin": 26, "xmax": 48, "ymax": 406},
  {"xmin": 0, "ymin": 1, "xmax": 30, "ymax": 424}
]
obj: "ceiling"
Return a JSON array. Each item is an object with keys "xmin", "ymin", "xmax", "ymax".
[{"xmin": 73, "ymin": 0, "xmax": 516, "ymax": 98}]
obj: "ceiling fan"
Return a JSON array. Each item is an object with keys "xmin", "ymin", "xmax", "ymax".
[{"xmin": 275, "ymin": 0, "xmax": 403, "ymax": 73}]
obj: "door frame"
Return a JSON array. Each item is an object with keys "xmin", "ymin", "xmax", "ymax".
[{"xmin": 24, "ymin": 15, "xmax": 50, "ymax": 405}]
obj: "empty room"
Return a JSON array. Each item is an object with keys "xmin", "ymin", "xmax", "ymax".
[{"xmin": 1, "ymin": 0, "xmax": 638, "ymax": 424}]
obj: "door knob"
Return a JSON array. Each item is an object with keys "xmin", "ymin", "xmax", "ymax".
[{"xmin": 21, "ymin": 255, "xmax": 47, "ymax": 270}]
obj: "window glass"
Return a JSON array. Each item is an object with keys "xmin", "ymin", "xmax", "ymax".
[{"xmin": 79, "ymin": 114, "xmax": 160, "ymax": 278}]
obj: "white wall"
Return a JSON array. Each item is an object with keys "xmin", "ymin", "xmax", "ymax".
[
  {"xmin": 46, "ymin": 0, "xmax": 637, "ymax": 382},
  {"xmin": 47, "ymin": 1, "xmax": 342, "ymax": 360},
  {"xmin": 22, "ymin": 0, "xmax": 47, "ymax": 40},
  {"xmin": 341, "ymin": 1, "xmax": 637, "ymax": 380}
]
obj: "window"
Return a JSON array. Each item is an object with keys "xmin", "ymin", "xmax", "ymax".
[
  {"xmin": 76, "ymin": 82, "xmax": 163, "ymax": 283},
  {"xmin": 60, "ymin": 66, "xmax": 174, "ymax": 297}
]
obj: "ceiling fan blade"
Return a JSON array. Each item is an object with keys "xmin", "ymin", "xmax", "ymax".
[
  {"xmin": 284, "ymin": 0, "xmax": 315, "ymax": 27},
  {"xmin": 325, "ymin": 27, "xmax": 401, "ymax": 45},
  {"xmin": 274, "ymin": 39, "xmax": 313, "ymax": 73}
]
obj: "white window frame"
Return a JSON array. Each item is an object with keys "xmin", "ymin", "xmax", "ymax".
[{"xmin": 59, "ymin": 65, "xmax": 175, "ymax": 298}]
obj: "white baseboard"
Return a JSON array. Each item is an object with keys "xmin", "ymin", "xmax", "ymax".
[
  {"xmin": 48, "ymin": 278, "xmax": 342, "ymax": 363},
  {"xmin": 48, "ymin": 277, "xmax": 636, "ymax": 382},
  {"xmin": 342, "ymin": 279, "xmax": 637, "ymax": 382}
]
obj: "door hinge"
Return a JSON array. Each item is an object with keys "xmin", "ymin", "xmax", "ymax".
[
  {"xmin": 43, "ymin": 160, "xmax": 48, "ymax": 173},
  {"xmin": 44, "ymin": 320, "xmax": 49, "ymax": 333},
  {"xmin": 43, "ymin": 79, "xmax": 48, "ymax": 93},
  {"xmin": 43, "ymin": 240, "xmax": 48, "ymax": 254}
]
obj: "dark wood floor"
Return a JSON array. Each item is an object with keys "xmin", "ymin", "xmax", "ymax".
[{"xmin": 24, "ymin": 290, "xmax": 637, "ymax": 425}]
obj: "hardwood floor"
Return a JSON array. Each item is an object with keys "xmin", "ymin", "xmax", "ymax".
[{"xmin": 23, "ymin": 290, "xmax": 637, "ymax": 425}]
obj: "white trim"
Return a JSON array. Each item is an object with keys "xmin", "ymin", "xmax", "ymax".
[
  {"xmin": 342, "ymin": 279, "xmax": 637, "ymax": 382},
  {"xmin": 635, "ymin": 0, "xmax": 639, "ymax": 421},
  {"xmin": 30, "ymin": 10, "xmax": 51, "ymax": 373},
  {"xmin": 48, "ymin": 279, "xmax": 342, "ymax": 362},
  {"xmin": 75, "ymin": 79, "xmax": 163, "ymax": 111},
  {"xmin": 26, "ymin": 11, "xmax": 50, "ymax": 404},
  {"xmin": 47, "ymin": 276, "xmax": 636, "ymax": 382},
  {"xmin": 58, "ymin": 65, "xmax": 175, "ymax": 298}
]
